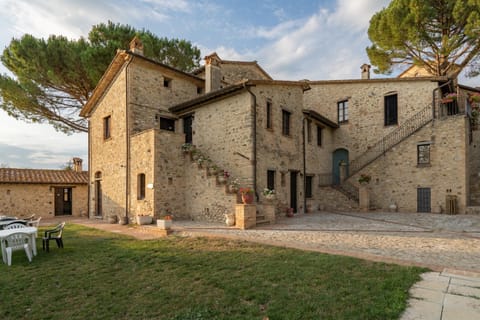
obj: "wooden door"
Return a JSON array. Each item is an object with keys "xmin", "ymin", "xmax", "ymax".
[
  {"xmin": 290, "ymin": 171, "xmax": 298, "ymax": 213},
  {"xmin": 54, "ymin": 187, "xmax": 72, "ymax": 216}
]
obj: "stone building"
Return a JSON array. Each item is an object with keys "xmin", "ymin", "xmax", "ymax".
[
  {"xmin": 0, "ymin": 158, "xmax": 88, "ymax": 218},
  {"xmin": 80, "ymin": 38, "xmax": 480, "ymax": 224}
]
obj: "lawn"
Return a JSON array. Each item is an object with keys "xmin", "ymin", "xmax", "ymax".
[{"xmin": 0, "ymin": 224, "xmax": 426, "ymax": 320}]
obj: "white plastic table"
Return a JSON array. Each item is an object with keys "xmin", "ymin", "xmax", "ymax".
[{"xmin": 0, "ymin": 227, "xmax": 38, "ymax": 264}]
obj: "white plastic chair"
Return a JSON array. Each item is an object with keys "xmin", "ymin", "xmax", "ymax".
[
  {"xmin": 4, "ymin": 223, "xmax": 27, "ymax": 230},
  {"xmin": 3, "ymin": 232, "xmax": 33, "ymax": 266},
  {"xmin": 27, "ymin": 217, "xmax": 42, "ymax": 227}
]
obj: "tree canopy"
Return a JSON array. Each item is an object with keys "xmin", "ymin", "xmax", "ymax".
[
  {"xmin": 0, "ymin": 21, "xmax": 201, "ymax": 133},
  {"xmin": 366, "ymin": 0, "xmax": 480, "ymax": 78}
]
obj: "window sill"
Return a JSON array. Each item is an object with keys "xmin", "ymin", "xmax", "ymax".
[
  {"xmin": 103, "ymin": 137, "xmax": 112, "ymax": 142},
  {"xmin": 417, "ymin": 163, "xmax": 431, "ymax": 168},
  {"xmin": 266, "ymin": 128, "xmax": 274, "ymax": 132},
  {"xmin": 339, "ymin": 121, "xmax": 349, "ymax": 125}
]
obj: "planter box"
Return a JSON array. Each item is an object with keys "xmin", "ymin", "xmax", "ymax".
[
  {"xmin": 136, "ymin": 216, "xmax": 152, "ymax": 225},
  {"xmin": 157, "ymin": 219, "xmax": 172, "ymax": 229}
]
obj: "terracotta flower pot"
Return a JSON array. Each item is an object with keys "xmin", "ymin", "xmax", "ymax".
[{"xmin": 241, "ymin": 193, "xmax": 254, "ymax": 204}]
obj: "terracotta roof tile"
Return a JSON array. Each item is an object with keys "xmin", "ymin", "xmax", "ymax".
[{"xmin": 0, "ymin": 168, "xmax": 88, "ymax": 184}]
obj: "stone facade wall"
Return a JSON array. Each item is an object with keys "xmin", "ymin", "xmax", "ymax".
[
  {"xmin": 130, "ymin": 130, "xmax": 156, "ymax": 218},
  {"xmin": 314, "ymin": 187, "xmax": 359, "ymax": 212},
  {"xmin": 129, "ymin": 59, "xmax": 202, "ymax": 134},
  {"xmin": 253, "ymin": 84, "xmax": 309, "ymax": 213},
  {"xmin": 220, "ymin": 63, "xmax": 271, "ymax": 84},
  {"xmin": 192, "ymin": 91, "xmax": 254, "ymax": 187},
  {"xmin": 468, "ymin": 129, "xmax": 480, "ymax": 206},
  {"xmin": 304, "ymin": 80, "xmax": 438, "ymax": 159},
  {"xmin": 152, "ymin": 129, "xmax": 188, "ymax": 219},
  {"xmin": 88, "ymin": 66, "xmax": 128, "ymax": 220},
  {"xmin": 183, "ymin": 159, "xmax": 238, "ymax": 223},
  {"xmin": 347, "ymin": 116, "xmax": 469, "ymax": 213},
  {"xmin": 0, "ymin": 184, "xmax": 87, "ymax": 219}
]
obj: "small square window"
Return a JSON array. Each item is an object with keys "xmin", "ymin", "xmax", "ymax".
[
  {"xmin": 160, "ymin": 117, "xmax": 175, "ymax": 131},
  {"xmin": 417, "ymin": 143, "xmax": 430, "ymax": 165},
  {"xmin": 163, "ymin": 77, "xmax": 172, "ymax": 88},
  {"xmin": 103, "ymin": 115, "xmax": 111, "ymax": 140}
]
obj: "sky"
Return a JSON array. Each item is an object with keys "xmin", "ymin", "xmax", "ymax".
[{"xmin": 0, "ymin": 0, "xmax": 478, "ymax": 169}]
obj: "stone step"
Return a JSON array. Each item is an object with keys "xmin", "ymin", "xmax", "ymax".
[
  {"xmin": 256, "ymin": 219, "xmax": 270, "ymax": 226},
  {"xmin": 466, "ymin": 206, "xmax": 480, "ymax": 215}
]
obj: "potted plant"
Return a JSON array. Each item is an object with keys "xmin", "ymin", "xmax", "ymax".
[
  {"xmin": 181, "ymin": 143, "xmax": 193, "ymax": 153},
  {"xmin": 136, "ymin": 214, "xmax": 153, "ymax": 225},
  {"xmin": 441, "ymin": 93, "xmax": 457, "ymax": 104},
  {"xmin": 217, "ymin": 170, "xmax": 229, "ymax": 183},
  {"xmin": 286, "ymin": 207, "xmax": 294, "ymax": 217},
  {"xmin": 263, "ymin": 188, "xmax": 276, "ymax": 200},
  {"xmin": 208, "ymin": 164, "xmax": 219, "ymax": 176},
  {"xmin": 358, "ymin": 173, "xmax": 371, "ymax": 185},
  {"xmin": 239, "ymin": 187, "xmax": 254, "ymax": 204},
  {"xmin": 228, "ymin": 178, "xmax": 239, "ymax": 193},
  {"xmin": 157, "ymin": 214, "xmax": 173, "ymax": 229},
  {"xmin": 469, "ymin": 92, "xmax": 480, "ymax": 103}
]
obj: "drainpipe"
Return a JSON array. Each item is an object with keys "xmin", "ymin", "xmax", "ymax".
[
  {"xmin": 244, "ymin": 83, "xmax": 258, "ymax": 202},
  {"xmin": 87, "ymin": 119, "xmax": 91, "ymax": 219},
  {"xmin": 125, "ymin": 56, "xmax": 134, "ymax": 224},
  {"xmin": 302, "ymin": 117, "xmax": 307, "ymax": 214}
]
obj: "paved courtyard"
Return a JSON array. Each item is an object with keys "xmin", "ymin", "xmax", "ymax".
[{"xmin": 174, "ymin": 211, "xmax": 480, "ymax": 273}]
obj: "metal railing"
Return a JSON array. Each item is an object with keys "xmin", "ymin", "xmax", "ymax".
[
  {"xmin": 349, "ymin": 105, "xmax": 433, "ymax": 177},
  {"xmin": 335, "ymin": 180, "xmax": 359, "ymax": 202}
]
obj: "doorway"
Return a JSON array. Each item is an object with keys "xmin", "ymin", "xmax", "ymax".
[
  {"xmin": 332, "ymin": 148, "xmax": 349, "ymax": 185},
  {"xmin": 54, "ymin": 187, "xmax": 72, "ymax": 216},
  {"xmin": 94, "ymin": 172, "xmax": 102, "ymax": 217},
  {"xmin": 290, "ymin": 171, "xmax": 298, "ymax": 213}
]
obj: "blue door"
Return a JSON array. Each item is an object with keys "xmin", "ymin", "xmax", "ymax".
[{"xmin": 332, "ymin": 149, "xmax": 349, "ymax": 185}]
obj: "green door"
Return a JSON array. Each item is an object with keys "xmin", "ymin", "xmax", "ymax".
[{"xmin": 332, "ymin": 149, "xmax": 349, "ymax": 185}]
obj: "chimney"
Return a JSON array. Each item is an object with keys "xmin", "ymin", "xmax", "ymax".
[
  {"xmin": 129, "ymin": 36, "xmax": 144, "ymax": 56},
  {"xmin": 205, "ymin": 53, "xmax": 222, "ymax": 93},
  {"xmin": 361, "ymin": 64, "xmax": 371, "ymax": 79},
  {"xmin": 72, "ymin": 157, "xmax": 83, "ymax": 172}
]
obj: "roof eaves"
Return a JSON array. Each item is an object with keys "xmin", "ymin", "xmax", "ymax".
[
  {"xmin": 80, "ymin": 50, "xmax": 130, "ymax": 118},
  {"xmin": 169, "ymin": 83, "xmax": 248, "ymax": 114},
  {"xmin": 303, "ymin": 109, "xmax": 339, "ymax": 128}
]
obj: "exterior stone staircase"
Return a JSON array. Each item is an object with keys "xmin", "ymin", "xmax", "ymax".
[
  {"xmin": 256, "ymin": 212, "xmax": 270, "ymax": 226},
  {"xmin": 348, "ymin": 105, "xmax": 433, "ymax": 178}
]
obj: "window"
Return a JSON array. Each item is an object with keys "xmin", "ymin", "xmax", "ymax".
[
  {"xmin": 103, "ymin": 115, "xmax": 111, "ymax": 140},
  {"xmin": 266, "ymin": 100, "xmax": 272, "ymax": 129},
  {"xmin": 160, "ymin": 117, "xmax": 175, "ymax": 131},
  {"xmin": 307, "ymin": 119, "xmax": 312, "ymax": 142},
  {"xmin": 305, "ymin": 176, "xmax": 313, "ymax": 198},
  {"xmin": 163, "ymin": 77, "xmax": 172, "ymax": 88},
  {"xmin": 282, "ymin": 110, "xmax": 291, "ymax": 135},
  {"xmin": 267, "ymin": 170, "xmax": 275, "ymax": 190},
  {"xmin": 137, "ymin": 173, "xmax": 146, "ymax": 200},
  {"xmin": 417, "ymin": 143, "xmax": 430, "ymax": 165},
  {"xmin": 197, "ymin": 87, "xmax": 203, "ymax": 94},
  {"xmin": 317, "ymin": 125, "xmax": 323, "ymax": 146},
  {"xmin": 384, "ymin": 94, "xmax": 398, "ymax": 126},
  {"xmin": 338, "ymin": 100, "xmax": 348, "ymax": 123}
]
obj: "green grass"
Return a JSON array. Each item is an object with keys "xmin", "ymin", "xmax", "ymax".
[{"xmin": 0, "ymin": 225, "xmax": 426, "ymax": 320}]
